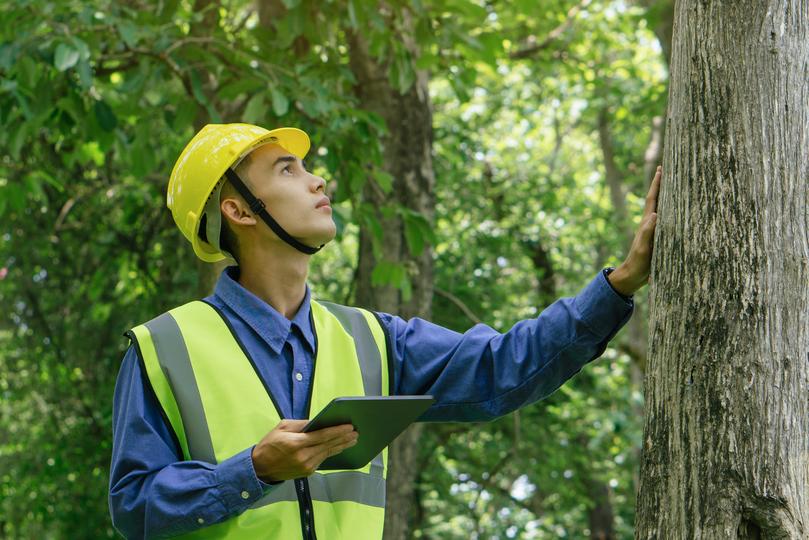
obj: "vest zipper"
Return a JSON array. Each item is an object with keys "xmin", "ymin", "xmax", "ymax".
[{"xmin": 295, "ymin": 478, "xmax": 317, "ymax": 540}]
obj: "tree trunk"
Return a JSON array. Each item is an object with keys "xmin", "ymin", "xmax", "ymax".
[
  {"xmin": 636, "ymin": 1, "xmax": 808, "ymax": 538},
  {"xmin": 587, "ymin": 480, "xmax": 615, "ymax": 540},
  {"xmin": 347, "ymin": 18, "xmax": 436, "ymax": 540}
]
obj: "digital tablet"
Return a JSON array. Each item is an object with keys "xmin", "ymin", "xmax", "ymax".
[{"xmin": 303, "ymin": 396, "xmax": 435, "ymax": 470}]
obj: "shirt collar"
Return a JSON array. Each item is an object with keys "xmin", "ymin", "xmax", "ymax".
[{"xmin": 213, "ymin": 266, "xmax": 315, "ymax": 355}]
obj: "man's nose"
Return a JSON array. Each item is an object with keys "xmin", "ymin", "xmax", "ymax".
[{"xmin": 310, "ymin": 174, "xmax": 327, "ymax": 193}]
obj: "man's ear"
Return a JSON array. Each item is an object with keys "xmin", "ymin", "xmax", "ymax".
[{"xmin": 220, "ymin": 197, "xmax": 257, "ymax": 227}]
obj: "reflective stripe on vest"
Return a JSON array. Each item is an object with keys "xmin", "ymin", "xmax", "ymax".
[{"xmin": 128, "ymin": 299, "xmax": 390, "ymax": 540}]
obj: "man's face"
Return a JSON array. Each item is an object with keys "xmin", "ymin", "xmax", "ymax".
[{"xmin": 236, "ymin": 143, "xmax": 336, "ymax": 249}]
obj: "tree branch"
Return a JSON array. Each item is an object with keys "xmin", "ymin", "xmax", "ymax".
[
  {"xmin": 509, "ymin": 0, "xmax": 592, "ymax": 60},
  {"xmin": 434, "ymin": 287, "xmax": 483, "ymax": 325}
]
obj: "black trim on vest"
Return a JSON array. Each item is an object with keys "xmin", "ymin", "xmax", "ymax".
[
  {"xmin": 303, "ymin": 307, "xmax": 319, "ymax": 420},
  {"xmin": 370, "ymin": 311, "xmax": 396, "ymax": 396},
  {"xmin": 295, "ymin": 478, "xmax": 317, "ymax": 540},
  {"xmin": 200, "ymin": 300, "xmax": 287, "ymax": 421},
  {"xmin": 299, "ymin": 308, "xmax": 319, "ymax": 540},
  {"xmin": 124, "ymin": 330, "xmax": 185, "ymax": 460}
]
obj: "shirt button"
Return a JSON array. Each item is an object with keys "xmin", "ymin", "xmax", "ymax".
[
  {"xmin": 241, "ymin": 490, "xmax": 250, "ymax": 499},
  {"xmin": 197, "ymin": 517, "xmax": 205, "ymax": 524},
  {"xmin": 295, "ymin": 372, "xmax": 303, "ymax": 382}
]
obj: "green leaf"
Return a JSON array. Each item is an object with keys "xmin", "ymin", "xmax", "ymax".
[
  {"xmin": 158, "ymin": 0, "xmax": 180, "ymax": 22},
  {"xmin": 243, "ymin": 94, "xmax": 268, "ymax": 123},
  {"xmin": 281, "ymin": 0, "xmax": 301, "ymax": 7},
  {"xmin": 54, "ymin": 44, "xmax": 79, "ymax": 72},
  {"xmin": 343, "ymin": 163, "xmax": 364, "ymax": 195},
  {"xmin": 445, "ymin": 0, "xmax": 487, "ymax": 19},
  {"xmin": 0, "ymin": 43, "xmax": 15, "ymax": 71},
  {"xmin": 9, "ymin": 123, "xmax": 28, "ymax": 159},
  {"xmin": 400, "ymin": 276, "xmax": 412, "ymax": 302},
  {"xmin": 94, "ymin": 100, "xmax": 117, "ymax": 131},
  {"xmin": 476, "ymin": 33, "xmax": 504, "ymax": 66},
  {"xmin": 371, "ymin": 260, "xmax": 403, "ymax": 287},
  {"xmin": 119, "ymin": 64, "xmax": 148, "ymax": 94},
  {"xmin": 332, "ymin": 206, "xmax": 348, "ymax": 238},
  {"xmin": 117, "ymin": 21, "xmax": 139, "ymax": 48},
  {"xmin": 371, "ymin": 260, "xmax": 392, "ymax": 286},
  {"xmin": 374, "ymin": 170, "xmax": 393, "ymax": 193},
  {"xmin": 363, "ymin": 212, "xmax": 384, "ymax": 243},
  {"xmin": 218, "ymin": 78, "xmax": 261, "ymax": 100},
  {"xmin": 2, "ymin": 181, "xmax": 26, "ymax": 212},
  {"xmin": 370, "ymin": 260, "xmax": 412, "ymax": 300},
  {"xmin": 76, "ymin": 59, "xmax": 93, "ymax": 89},
  {"xmin": 190, "ymin": 69, "xmax": 220, "ymax": 122},
  {"xmin": 347, "ymin": 0, "xmax": 358, "ymax": 28},
  {"xmin": 404, "ymin": 218, "xmax": 425, "ymax": 256},
  {"xmin": 402, "ymin": 210, "xmax": 434, "ymax": 257},
  {"xmin": 16, "ymin": 55, "xmax": 37, "ymax": 88},
  {"xmin": 270, "ymin": 87, "xmax": 289, "ymax": 116},
  {"xmin": 130, "ymin": 142, "xmax": 155, "ymax": 178},
  {"xmin": 189, "ymin": 70, "xmax": 208, "ymax": 106},
  {"xmin": 389, "ymin": 48, "xmax": 415, "ymax": 94},
  {"xmin": 283, "ymin": 6, "xmax": 306, "ymax": 42},
  {"xmin": 415, "ymin": 52, "xmax": 439, "ymax": 70},
  {"xmin": 172, "ymin": 101, "xmax": 197, "ymax": 131}
]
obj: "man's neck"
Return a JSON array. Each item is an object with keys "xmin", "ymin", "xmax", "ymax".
[{"xmin": 237, "ymin": 244, "xmax": 310, "ymax": 320}]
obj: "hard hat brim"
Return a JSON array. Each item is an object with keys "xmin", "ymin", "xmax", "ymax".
[{"xmin": 251, "ymin": 126, "xmax": 311, "ymax": 160}]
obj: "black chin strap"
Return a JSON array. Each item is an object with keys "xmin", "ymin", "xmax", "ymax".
[{"xmin": 223, "ymin": 168, "xmax": 323, "ymax": 255}]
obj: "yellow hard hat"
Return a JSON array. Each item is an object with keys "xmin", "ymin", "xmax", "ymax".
[{"xmin": 168, "ymin": 123, "xmax": 310, "ymax": 262}]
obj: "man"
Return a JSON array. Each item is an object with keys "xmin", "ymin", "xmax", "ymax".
[{"xmin": 109, "ymin": 123, "xmax": 661, "ymax": 539}]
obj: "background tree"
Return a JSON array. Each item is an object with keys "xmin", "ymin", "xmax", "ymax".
[{"xmin": 636, "ymin": 0, "xmax": 808, "ymax": 537}]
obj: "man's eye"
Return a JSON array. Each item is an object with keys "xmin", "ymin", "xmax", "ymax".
[{"xmin": 283, "ymin": 165, "xmax": 294, "ymax": 175}]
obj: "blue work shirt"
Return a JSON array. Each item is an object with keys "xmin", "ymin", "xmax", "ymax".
[{"xmin": 109, "ymin": 266, "xmax": 633, "ymax": 539}]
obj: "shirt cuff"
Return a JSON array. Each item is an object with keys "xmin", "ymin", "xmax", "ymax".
[
  {"xmin": 214, "ymin": 446, "xmax": 278, "ymax": 514},
  {"xmin": 602, "ymin": 267, "xmax": 634, "ymax": 302},
  {"xmin": 573, "ymin": 269, "xmax": 634, "ymax": 339}
]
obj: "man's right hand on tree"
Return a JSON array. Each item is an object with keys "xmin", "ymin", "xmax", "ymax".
[
  {"xmin": 251, "ymin": 420, "xmax": 358, "ymax": 482},
  {"xmin": 607, "ymin": 165, "xmax": 662, "ymax": 296}
]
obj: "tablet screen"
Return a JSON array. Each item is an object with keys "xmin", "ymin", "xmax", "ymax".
[{"xmin": 304, "ymin": 395, "xmax": 435, "ymax": 470}]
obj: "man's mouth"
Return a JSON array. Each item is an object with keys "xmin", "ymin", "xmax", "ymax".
[{"xmin": 316, "ymin": 197, "xmax": 331, "ymax": 209}]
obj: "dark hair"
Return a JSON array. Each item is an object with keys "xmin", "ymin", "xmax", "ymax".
[{"xmin": 219, "ymin": 204, "xmax": 240, "ymax": 263}]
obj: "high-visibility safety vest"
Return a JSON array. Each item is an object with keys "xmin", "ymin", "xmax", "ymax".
[{"xmin": 126, "ymin": 299, "xmax": 393, "ymax": 540}]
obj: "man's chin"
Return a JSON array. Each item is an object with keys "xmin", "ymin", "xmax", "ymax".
[
  {"xmin": 312, "ymin": 233, "xmax": 337, "ymax": 249},
  {"xmin": 306, "ymin": 227, "xmax": 337, "ymax": 250}
]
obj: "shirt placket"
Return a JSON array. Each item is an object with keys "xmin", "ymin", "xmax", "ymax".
[{"xmin": 289, "ymin": 330, "xmax": 312, "ymax": 419}]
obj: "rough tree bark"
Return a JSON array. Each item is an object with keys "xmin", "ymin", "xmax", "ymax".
[
  {"xmin": 636, "ymin": 1, "xmax": 808, "ymax": 538},
  {"xmin": 347, "ymin": 14, "xmax": 436, "ymax": 540}
]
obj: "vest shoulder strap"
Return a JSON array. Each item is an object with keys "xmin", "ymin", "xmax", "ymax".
[
  {"xmin": 314, "ymin": 301, "xmax": 393, "ymax": 397},
  {"xmin": 127, "ymin": 300, "xmax": 218, "ymax": 461}
]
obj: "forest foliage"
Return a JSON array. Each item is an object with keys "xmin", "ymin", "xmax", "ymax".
[{"xmin": 0, "ymin": 0, "xmax": 668, "ymax": 537}]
